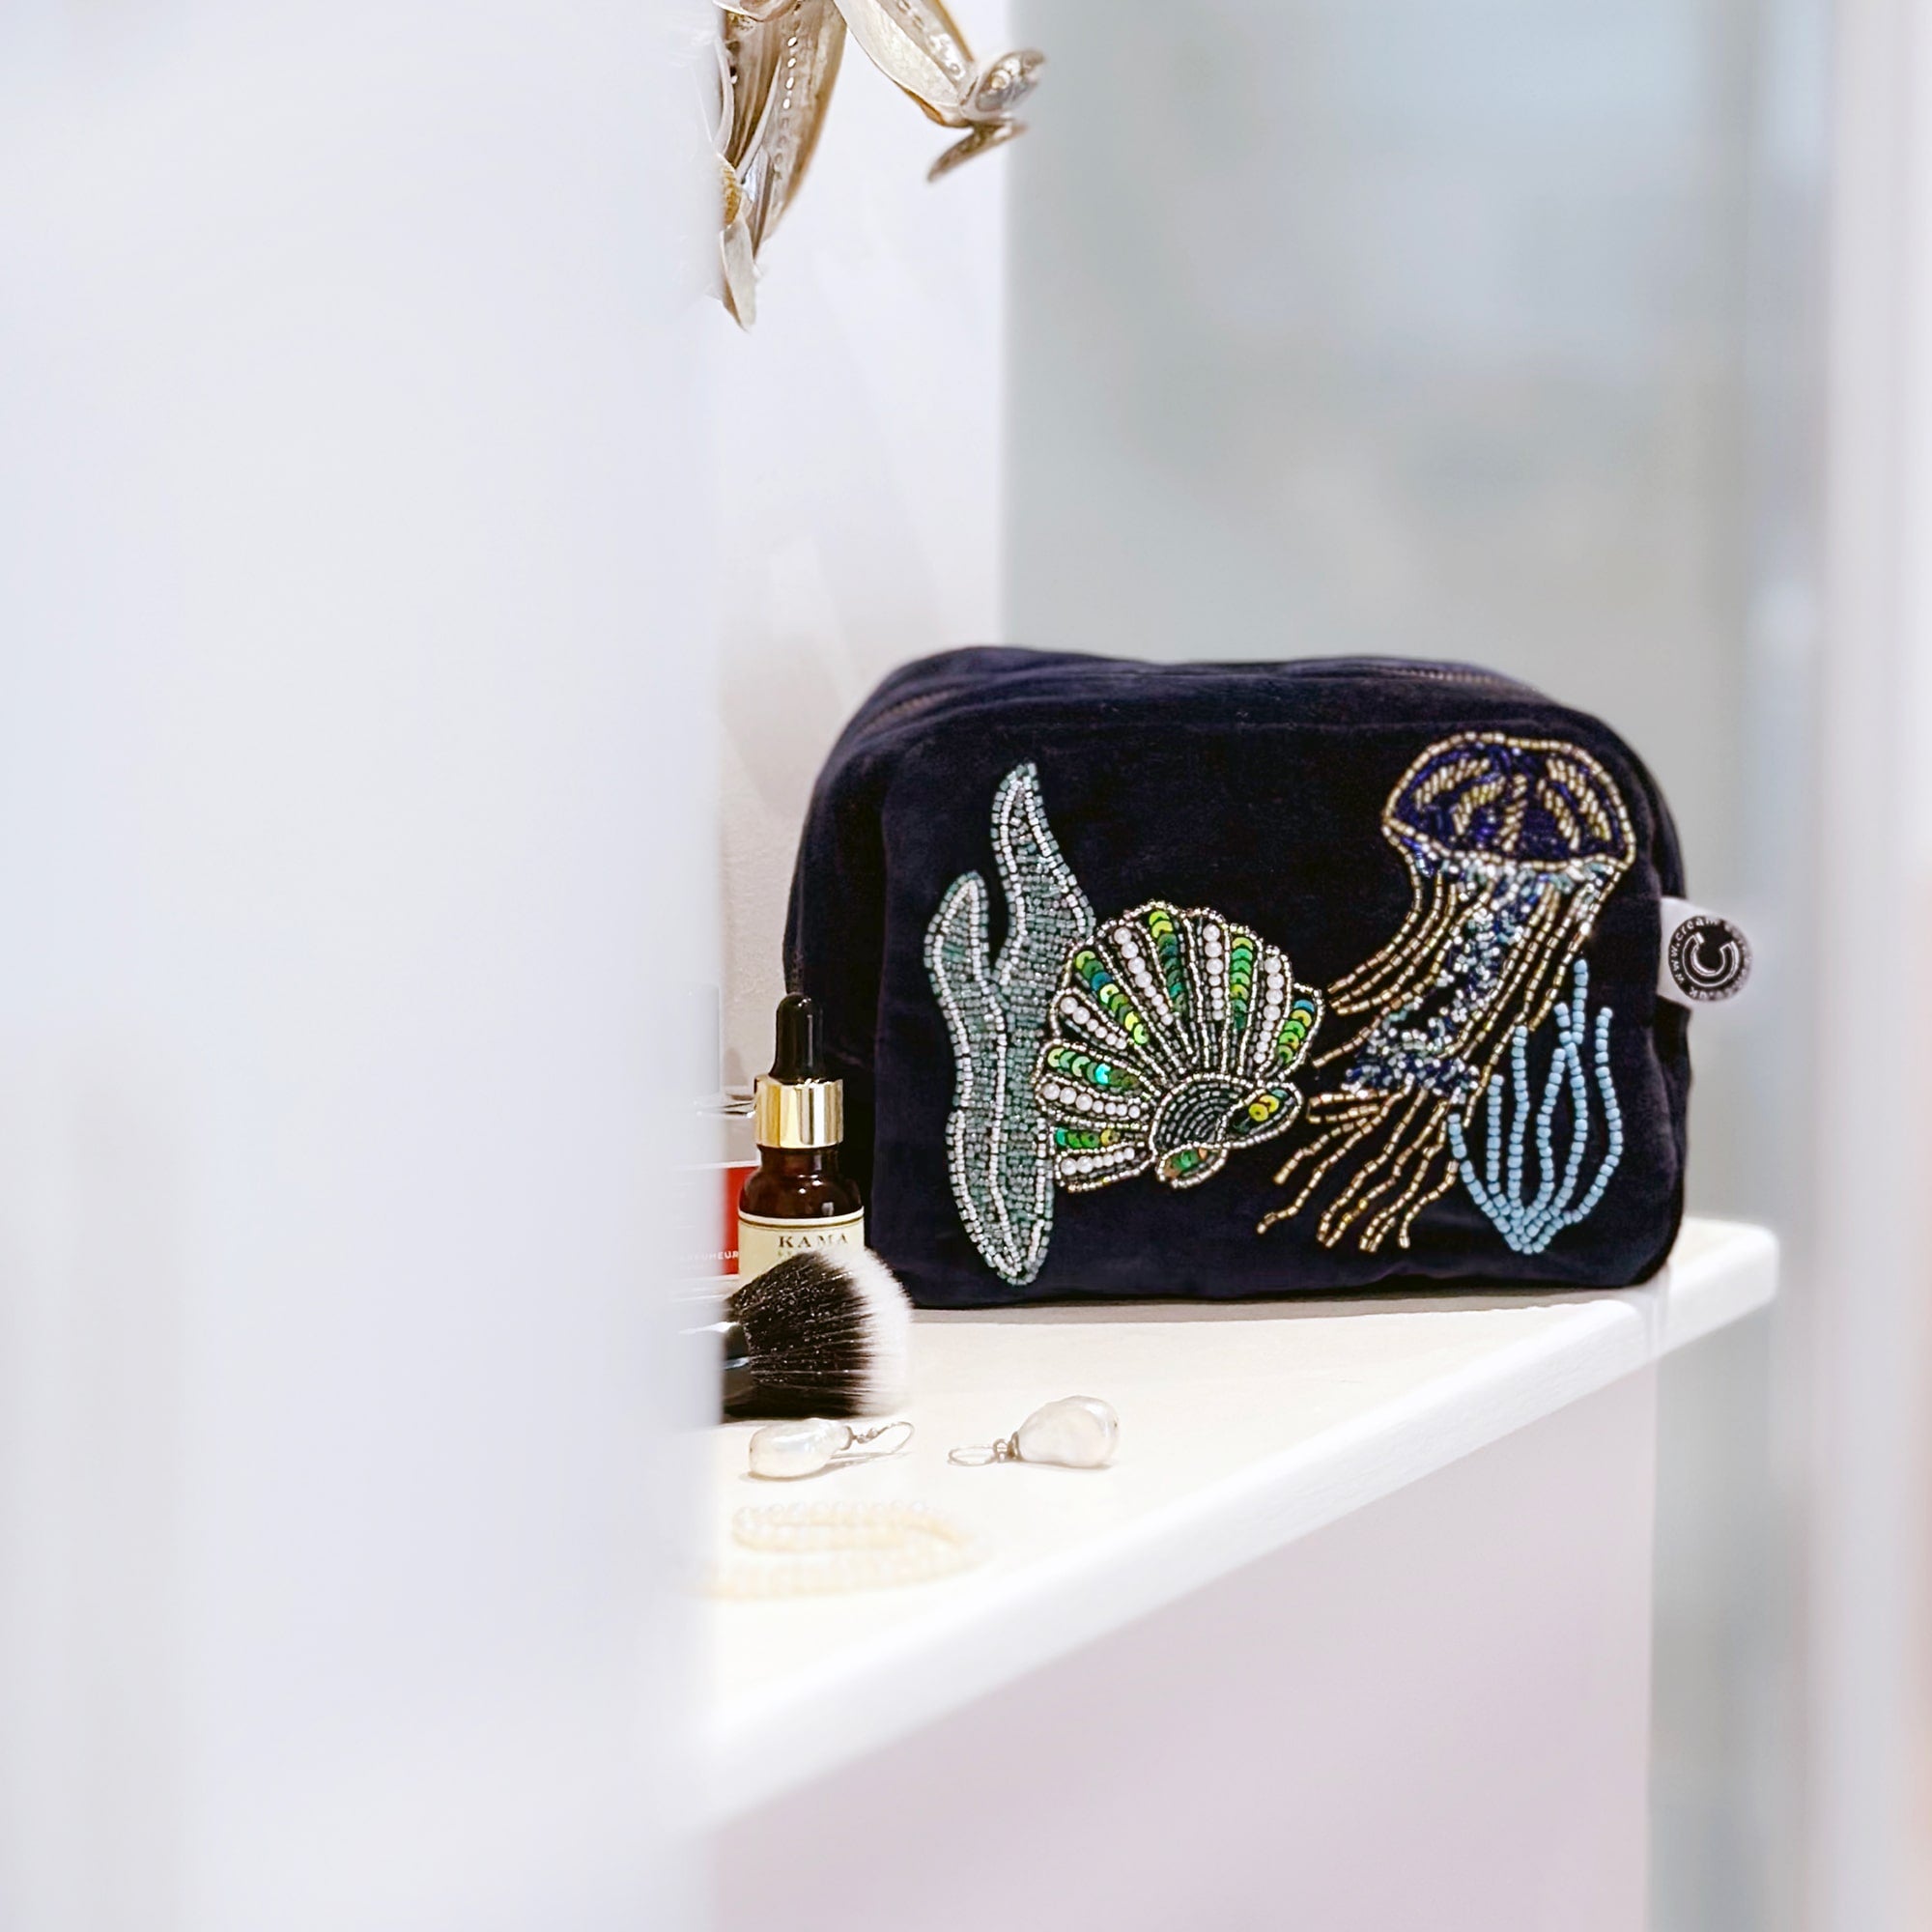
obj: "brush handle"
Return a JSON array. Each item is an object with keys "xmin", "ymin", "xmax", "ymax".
[
  {"xmin": 685, "ymin": 1315, "xmax": 764, "ymax": 1420},
  {"xmin": 717, "ymin": 1319, "xmax": 759, "ymax": 1419}
]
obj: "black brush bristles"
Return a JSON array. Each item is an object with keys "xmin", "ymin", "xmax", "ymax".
[{"xmin": 723, "ymin": 1248, "xmax": 911, "ymax": 1420}]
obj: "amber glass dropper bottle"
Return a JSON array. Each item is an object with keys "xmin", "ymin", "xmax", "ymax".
[{"xmin": 736, "ymin": 994, "xmax": 865, "ymax": 1280}]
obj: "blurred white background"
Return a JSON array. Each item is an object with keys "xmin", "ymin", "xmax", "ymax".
[
  {"xmin": 705, "ymin": 1, "xmax": 1011, "ymax": 1086},
  {"xmin": 0, "ymin": 6, "xmax": 715, "ymax": 1927},
  {"xmin": 1000, "ymin": 3, "xmax": 1929, "ymax": 1927}
]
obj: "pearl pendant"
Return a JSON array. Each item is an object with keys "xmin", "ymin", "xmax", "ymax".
[
  {"xmin": 1013, "ymin": 1395, "xmax": 1119, "ymax": 1467},
  {"xmin": 747, "ymin": 1416, "xmax": 913, "ymax": 1480},
  {"xmin": 949, "ymin": 1395, "xmax": 1121, "ymax": 1468}
]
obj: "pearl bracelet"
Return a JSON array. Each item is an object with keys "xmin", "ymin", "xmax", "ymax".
[{"xmin": 705, "ymin": 1500, "xmax": 980, "ymax": 1598}]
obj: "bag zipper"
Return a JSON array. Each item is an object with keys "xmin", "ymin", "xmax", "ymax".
[{"xmin": 843, "ymin": 654, "xmax": 1537, "ymax": 752}]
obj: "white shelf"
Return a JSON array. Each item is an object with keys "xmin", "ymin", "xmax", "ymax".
[{"xmin": 700, "ymin": 1216, "xmax": 1776, "ymax": 1825}]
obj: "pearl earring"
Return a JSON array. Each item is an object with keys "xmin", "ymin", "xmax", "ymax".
[
  {"xmin": 747, "ymin": 1415, "xmax": 913, "ymax": 1481},
  {"xmin": 949, "ymin": 1395, "xmax": 1119, "ymax": 1468}
]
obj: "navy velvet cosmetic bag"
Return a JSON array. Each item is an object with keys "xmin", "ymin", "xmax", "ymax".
[{"xmin": 785, "ymin": 647, "xmax": 1694, "ymax": 1307}]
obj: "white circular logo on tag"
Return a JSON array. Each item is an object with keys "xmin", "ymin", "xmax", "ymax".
[{"xmin": 1666, "ymin": 915, "xmax": 1750, "ymax": 1001}]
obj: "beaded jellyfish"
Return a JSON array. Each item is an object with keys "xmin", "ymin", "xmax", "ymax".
[{"xmin": 1259, "ymin": 733, "xmax": 1634, "ymax": 1254}]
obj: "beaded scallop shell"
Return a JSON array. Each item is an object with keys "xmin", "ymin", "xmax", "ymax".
[{"xmin": 1032, "ymin": 902, "xmax": 1323, "ymax": 1192}]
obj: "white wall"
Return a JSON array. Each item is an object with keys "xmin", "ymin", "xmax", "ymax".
[
  {"xmin": 0, "ymin": 10, "xmax": 712, "ymax": 1928},
  {"xmin": 1808, "ymin": 0, "xmax": 1932, "ymax": 1921},
  {"xmin": 708, "ymin": 6, "xmax": 1011, "ymax": 1081}
]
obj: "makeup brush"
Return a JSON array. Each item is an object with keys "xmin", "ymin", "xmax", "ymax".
[{"xmin": 710, "ymin": 1247, "xmax": 912, "ymax": 1420}]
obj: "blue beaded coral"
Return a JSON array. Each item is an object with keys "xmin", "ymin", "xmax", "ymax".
[{"xmin": 1445, "ymin": 959, "xmax": 1624, "ymax": 1256}]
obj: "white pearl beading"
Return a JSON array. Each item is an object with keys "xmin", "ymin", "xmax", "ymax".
[{"xmin": 705, "ymin": 1501, "xmax": 981, "ymax": 1599}]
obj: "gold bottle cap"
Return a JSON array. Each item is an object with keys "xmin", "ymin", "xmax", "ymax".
[{"xmin": 753, "ymin": 1073, "xmax": 843, "ymax": 1150}]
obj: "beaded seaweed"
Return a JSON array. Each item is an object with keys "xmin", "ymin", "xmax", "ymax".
[{"xmin": 924, "ymin": 764, "xmax": 1094, "ymax": 1286}]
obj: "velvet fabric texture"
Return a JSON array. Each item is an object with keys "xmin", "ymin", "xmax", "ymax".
[{"xmin": 785, "ymin": 648, "xmax": 1690, "ymax": 1307}]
